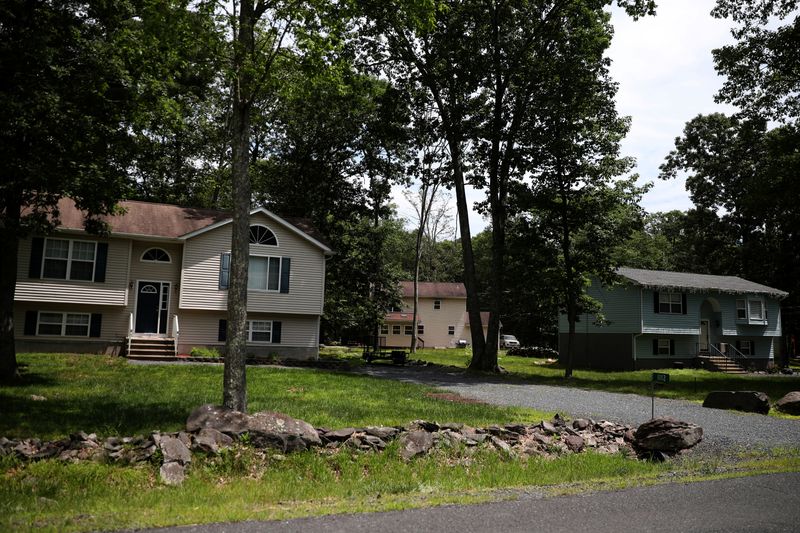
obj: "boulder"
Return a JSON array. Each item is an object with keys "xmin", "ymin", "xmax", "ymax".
[
  {"xmin": 775, "ymin": 391, "xmax": 800, "ymax": 415},
  {"xmin": 563, "ymin": 434, "xmax": 585, "ymax": 453},
  {"xmin": 192, "ymin": 428, "xmax": 233, "ymax": 454},
  {"xmin": 159, "ymin": 435, "xmax": 192, "ymax": 465},
  {"xmin": 634, "ymin": 417, "xmax": 703, "ymax": 452},
  {"xmin": 160, "ymin": 462, "xmax": 186, "ymax": 486},
  {"xmin": 186, "ymin": 404, "xmax": 249, "ymax": 435},
  {"xmin": 247, "ymin": 411, "xmax": 322, "ymax": 452},
  {"xmin": 399, "ymin": 430, "xmax": 434, "ymax": 460},
  {"xmin": 702, "ymin": 391, "xmax": 771, "ymax": 415},
  {"xmin": 365, "ymin": 426, "xmax": 400, "ymax": 440}
]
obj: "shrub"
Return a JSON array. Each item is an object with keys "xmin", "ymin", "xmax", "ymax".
[
  {"xmin": 190, "ymin": 346, "xmax": 222, "ymax": 358},
  {"xmin": 506, "ymin": 346, "xmax": 558, "ymax": 358}
]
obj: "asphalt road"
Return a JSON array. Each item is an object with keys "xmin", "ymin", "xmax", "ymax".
[
  {"xmin": 147, "ymin": 472, "xmax": 800, "ymax": 533},
  {"xmin": 357, "ymin": 365, "xmax": 800, "ymax": 449}
]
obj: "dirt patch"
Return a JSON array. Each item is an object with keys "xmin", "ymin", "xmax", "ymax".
[{"xmin": 425, "ymin": 392, "xmax": 487, "ymax": 405}]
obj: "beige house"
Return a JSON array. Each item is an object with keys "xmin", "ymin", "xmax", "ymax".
[
  {"xmin": 14, "ymin": 199, "xmax": 331, "ymax": 359},
  {"xmin": 381, "ymin": 281, "xmax": 491, "ymax": 348}
]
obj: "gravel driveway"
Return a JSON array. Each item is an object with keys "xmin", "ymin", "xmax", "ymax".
[{"xmin": 356, "ymin": 365, "xmax": 800, "ymax": 449}]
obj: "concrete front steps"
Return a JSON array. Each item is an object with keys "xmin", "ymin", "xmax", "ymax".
[
  {"xmin": 126, "ymin": 337, "xmax": 176, "ymax": 360},
  {"xmin": 700, "ymin": 354, "xmax": 747, "ymax": 374}
]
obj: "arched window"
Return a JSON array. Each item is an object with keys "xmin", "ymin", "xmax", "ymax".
[
  {"xmin": 140, "ymin": 284, "xmax": 158, "ymax": 294},
  {"xmin": 141, "ymin": 248, "xmax": 171, "ymax": 263},
  {"xmin": 249, "ymin": 225, "xmax": 278, "ymax": 246}
]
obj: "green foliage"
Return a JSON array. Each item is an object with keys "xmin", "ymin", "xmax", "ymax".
[{"xmin": 190, "ymin": 347, "xmax": 222, "ymax": 358}]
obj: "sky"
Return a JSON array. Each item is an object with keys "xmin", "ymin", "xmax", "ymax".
[{"xmin": 392, "ymin": 0, "xmax": 739, "ymax": 235}]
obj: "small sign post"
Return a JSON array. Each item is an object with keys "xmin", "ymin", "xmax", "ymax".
[{"xmin": 650, "ymin": 372, "xmax": 670, "ymax": 419}]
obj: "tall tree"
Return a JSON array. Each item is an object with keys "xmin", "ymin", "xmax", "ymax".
[
  {"xmin": 361, "ymin": 0, "xmax": 655, "ymax": 372},
  {"xmin": 0, "ymin": 0, "xmax": 190, "ymax": 381}
]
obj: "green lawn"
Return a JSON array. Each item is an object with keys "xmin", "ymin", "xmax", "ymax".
[
  {"xmin": 2, "ymin": 352, "xmax": 799, "ymax": 532},
  {"xmin": 1, "ymin": 353, "xmax": 547, "ymax": 440},
  {"xmin": 409, "ymin": 348, "xmax": 800, "ymax": 411}
]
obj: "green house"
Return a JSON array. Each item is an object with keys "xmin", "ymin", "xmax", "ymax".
[{"xmin": 558, "ymin": 268, "xmax": 788, "ymax": 371}]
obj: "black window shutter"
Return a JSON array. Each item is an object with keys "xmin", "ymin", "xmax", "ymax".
[
  {"xmin": 89, "ymin": 314, "xmax": 102, "ymax": 337},
  {"xmin": 681, "ymin": 293, "xmax": 687, "ymax": 315},
  {"xmin": 94, "ymin": 243, "xmax": 108, "ymax": 282},
  {"xmin": 218, "ymin": 319, "xmax": 227, "ymax": 342},
  {"xmin": 24, "ymin": 311, "xmax": 38, "ymax": 336},
  {"xmin": 735, "ymin": 340, "xmax": 741, "ymax": 351},
  {"xmin": 272, "ymin": 321, "xmax": 282, "ymax": 343},
  {"xmin": 219, "ymin": 253, "xmax": 230, "ymax": 289},
  {"xmin": 280, "ymin": 257, "xmax": 291, "ymax": 293},
  {"xmin": 653, "ymin": 292, "xmax": 660, "ymax": 314},
  {"xmin": 751, "ymin": 341, "xmax": 756, "ymax": 356},
  {"xmin": 670, "ymin": 339, "xmax": 675, "ymax": 356},
  {"xmin": 29, "ymin": 238, "xmax": 44, "ymax": 279},
  {"xmin": 652, "ymin": 339, "xmax": 658, "ymax": 355}
]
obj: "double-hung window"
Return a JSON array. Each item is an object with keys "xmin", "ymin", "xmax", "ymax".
[
  {"xmin": 392, "ymin": 325, "xmax": 401, "ymax": 335},
  {"xmin": 380, "ymin": 324, "xmax": 389, "ymax": 335},
  {"xmin": 658, "ymin": 292, "xmax": 682, "ymax": 314},
  {"xmin": 404, "ymin": 325, "xmax": 413, "ymax": 335},
  {"xmin": 247, "ymin": 320, "xmax": 272, "ymax": 342},
  {"xmin": 657, "ymin": 339, "xmax": 671, "ymax": 355},
  {"xmin": 736, "ymin": 299, "xmax": 747, "ymax": 320},
  {"xmin": 739, "ymin": 340, "xmax": 754, "ymax": 356},
  {"xmin": 42, "ymin": 239, "xmax": 96, "ymax": 281},
  {"xmin": 434, "ymin": 300, "xmax": 441, "ymax": 310},
  {"xmin": 37, "ymin": 312, "xmax": 90, "ymax": 337},
  {"xmin": 248, "ymin": 256, "xmax": 281, "ymax": 291},
  {"xmin": 735, "ymin": 298, "xmax": 767, "ymax": 324},
  {"xmin": 417, "ymin": 324, "xmax": 424, "ymax": 335},
  {"xmin": 447, "ymin": 325, "xmax": 455, "ymax": 336},
  {"xmin": 748, "ymin": 300, "xmax": 764, "ymax": 321}
]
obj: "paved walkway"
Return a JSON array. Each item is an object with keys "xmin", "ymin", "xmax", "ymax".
[{"xmin": 356, "ymin": 365, "xmax": 800, "ymax": 449}]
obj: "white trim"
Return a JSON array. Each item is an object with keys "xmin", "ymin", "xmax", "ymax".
[
  {"xmin": 246, "ymin": 319, "xmax": 273, "ymax": 343},
  {"xmin": 248, "ymin": 224, "xmax": 280, "ymax": 247},
  {"xmin": 178, "ymin": 207, "xmax": 332, "ymax": 253},
  {"xmin": 133, "ymin": 279, "xmax": 171, "ymax": 336},
  {"xmin": 41, "ymin": 237, "xmax": 98, "ymax": 282},
  {"xmin": 140, "ymin": 247, "xmax": 172, "ymax": 263},
  {"xmin": 658, "ymin": 292, "xmax": 683, "ymax": 314},
  {"xmin": 246, "ymin": 255, "xmax": 282, "ymax": 292}
]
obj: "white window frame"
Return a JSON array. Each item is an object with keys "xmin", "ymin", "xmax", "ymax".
[
  {"xmin": 246, "ymin": 320, "xmax": 273, "ymax": 343},
  {"xmin": 41, "ymin": 238, "xmax": 97, "ymax": 281},
  {"xmin": 736, "ymin": 299, "xmax": 747, "ymax": 320},
  {"xmin": 748, "ymin": 299, "xmax": 764, "ymax": 321},
  {"xmin": 736, "ymin": 297, "xmax": 767, "ymax": 324},
  {"xmin": 447, "ymin": 325, "xmax": 455, "ymax": 336},
  {"xmin": 404, "ymin": 325, "xmax": 413, "ymax": 335},
  {"xmin": 36, "ymin": 311, "xmax": 91, "ymax": 337},
  {"xmin": 392, "ymin": 325, "xmax": 401, "ymax": 335},
  {"xmin": 247, "ymin": 255, "xmax": 282, "ymax": 292},
  {"xmin": 140, "ymin": 248, "xmax": 171, "ymax": 263},
  {"xmin": 249, "ymin": 224, "xmax": 279, "ymax": 246},
  {"xmin": 434, "ymin": 300, "xmax": 441, "ymax": 310},
  {"xmin": 380, "ymin": 324, "xmax": 389, "ymax": 335},
  {"xmin": 417, "ymin": 324, "xmax": 424, "ymax": 335},
  {"xmin": 658, "ymin": 292, "xmax": 682, "ymax": 314},
  {"xmin": 657, "ymin": 338, "xmax": 671, "ymax": 356}
]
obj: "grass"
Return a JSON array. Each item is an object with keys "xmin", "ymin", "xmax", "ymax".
[
  {"xmin": 2, "ymin": 352, "xmax": 799, "ymax": 532},
  {"xmin": 407, "ymin": 348, "xmax": 800, "ymax": 412},
  {"xmin": 1, "ymin": 353, "xmax": 547, "ymax": 440}
]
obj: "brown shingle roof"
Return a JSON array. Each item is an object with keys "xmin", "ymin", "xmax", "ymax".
[
  {"xmin": 47, "ymin": 198, "xmax": 329, "ymax": 248},
  {"xmin": 399, "ymin": 281, "xmax": 467, "ymax": 298},
  {"xmin": 617, "ymin": 267, "xmax": 788, "ymax": 298}
]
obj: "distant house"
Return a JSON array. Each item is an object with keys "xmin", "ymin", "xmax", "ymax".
[
  {"xmin": 558, "ymin": 267, "xmax": 787, "ymax": 371},
  {"xmin": 381, "ymin": 281, "xmax": 491, "ymax": 348},
  {"xmin": 14, "ymin": 199, "xmax": 331, "ymax": 359}
]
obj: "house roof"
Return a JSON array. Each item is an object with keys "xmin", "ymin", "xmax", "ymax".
[
  {"xmin": 617, "ymin": 267, "xmax": 788, "ymax": 299},
  {"xmin": 45, "ymin": 198, "xmax": 330, "ymax": 251},
  {"xmin": 385, "ymin": 311, "xmax": 419, "ymax": 323},
  {"xmin": 399, "ymin": 281, "xmax": 467, "ymax": 298}
]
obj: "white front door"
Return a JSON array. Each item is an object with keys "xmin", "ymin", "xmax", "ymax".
[{"xmin": 699, "ymin": 320, "xmax": 710, "ymax": 352}]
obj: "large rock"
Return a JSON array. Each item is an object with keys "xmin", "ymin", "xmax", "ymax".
[
  {"xmin": 703, "ymin": 391, "xmax": 770, "ymax": 415},
  {"xmin": 634, "ymin": 417, "xmax": 703, "ymax": 452},
  {"xmin": 160, "ymin": 462, "xmax": 186, "ymax": 486},
  {"xmin": 186, "ymin": 404, "xmax": 249, "ymax": 435},
  {"xmin": 246, "ymin": 411, "xmax": 322, "ymax": 452},
  {"xmin": 775, "ymin": 391, "xmax": 800, "ymax": 415},
  {"xmin": 159, "ymin": 435, "xmax": 192, "ymax": 465},
  {"xmin": 399, "ymin": 430, "xmax": 434, "ymax": 460},
  {"xmin": 192, "ymin": 428, "xmax": 233, "ymax": 454}
]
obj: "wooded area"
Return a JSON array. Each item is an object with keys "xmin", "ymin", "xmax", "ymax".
[{"xmin": 2, "ymin": 1, "xmax": 798, "ymax": 400}]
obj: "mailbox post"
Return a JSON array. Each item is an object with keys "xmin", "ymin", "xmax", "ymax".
[{"xmin": 650, "ymin": 372, "xmax": 670, "ymax": 419}]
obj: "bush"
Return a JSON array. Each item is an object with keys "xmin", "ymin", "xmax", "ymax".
[
  {"xmin": 506, "ymin": 346, "xmax": 558, "ymax": 358},
  {"xmin": 190, "ymin": 346, "xmax": 222, "ymax": 358}
]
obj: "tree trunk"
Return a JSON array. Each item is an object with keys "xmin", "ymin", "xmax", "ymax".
[
  {"xmin": 0, "ymin": 200, "xmax": 20, "ymax": 382},
  {"xmin": 223, "ymin": 0, "xmax": 256, "ymax": 412},
  {"xmin": 560, "ymin": 183, "xmax": 576, "ymax": 379}
]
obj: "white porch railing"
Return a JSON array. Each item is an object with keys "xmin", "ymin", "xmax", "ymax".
[
  {"xmin": 172, "ymin": 315, "xmax": 180, "ymax": 356},
  {"xmin": 127, "ymin": 312, "xmax": 134, "ymax": 355}
]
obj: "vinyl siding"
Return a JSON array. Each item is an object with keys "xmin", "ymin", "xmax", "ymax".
[
  {"xmin": 558, "ymin": 281, "xmax": 642, "ymax": 334},
  {"xmin": 177, "ymin": 310, "xmax": 319, "ymax": 349},
  {"xmin": 179, "ymin": 212, "xmax": 325, "ymax": 314},
  {"xmin": 15, "ymin": 235, "xmax": 129, "ymax": 306},
  {"xmin": 14, "ymin": 301, "xmax": 129, "ymax": 342},
  {"xmin": 635, "ymin": 334, "xmax": 699, "ymax": 359},
  {"xmin": 718, "ymin": 293, "xmax": 782, "ymax": 337},
  {"xmin": 383, "ymin": 297, "xmax": 468, "ymax": 348}
]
